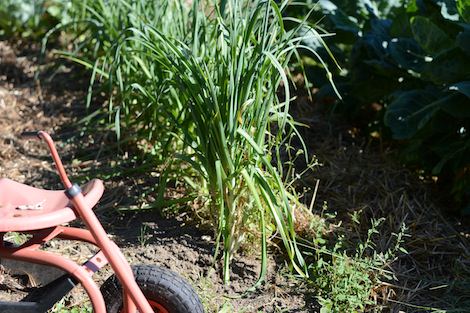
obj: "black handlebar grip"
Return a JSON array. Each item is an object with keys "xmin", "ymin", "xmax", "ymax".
[{"xmin": 20, "ymin": 131, "xmax": 41, "ymax": 139}]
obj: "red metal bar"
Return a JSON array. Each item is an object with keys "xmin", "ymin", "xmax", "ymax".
[
  {"xmin": 21, "ymin": 227, "xmax": 65, "ymax": 247},
  {"xmin": 123, "ymin": 292, "xmax": 137, "ymax": 313},
  {"xmin": 21, "ymin": 227, "xmax": 96, "ymax": 248},
  {"xmin": 37, "ymin": 131, "xmax": 72, "ymax": 189},
  {"xmin": 69, "ymin": 193, "xmax": 154, "ymax": 313},
  {"xmin": 0, "ymin": 245, "xmax": 106, "ymax": 313},
  {"xmin": 55, "ymin": 226, "xmax": 98, "ymax": 245}
]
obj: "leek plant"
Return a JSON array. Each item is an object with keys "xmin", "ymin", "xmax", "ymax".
[{"xmin": 59, "ymin": 0, "xmax": 335, "ymax": 283}]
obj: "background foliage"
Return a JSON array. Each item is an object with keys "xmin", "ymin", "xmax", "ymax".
[
  {"xmin": 291, "ymin": 0, "xmax": 470, "ymax": 212},
  {"xmin": 0, "ymin": 0, "xmax": 73, "ymax": 39}
]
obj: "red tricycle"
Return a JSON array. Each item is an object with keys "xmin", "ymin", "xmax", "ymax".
[{"xmin": 0, "ymin": 131, "xmax": 204, "ymax": 313}]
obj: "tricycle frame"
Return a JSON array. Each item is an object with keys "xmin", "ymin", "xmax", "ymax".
[{"xmin": 0, "ymin": 131, "xmax": 155, "ymax": 313}]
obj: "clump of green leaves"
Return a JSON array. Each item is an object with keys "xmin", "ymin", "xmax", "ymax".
[
  {"xmin": 51, "ymin": 304, "xmax": 92, "ymax": 313},
  {"xmin": 53, "ymin": 0, "xmax": 337, "ymax": 284},
  {"xmin": 290, "ymin": 0, "xmax": 470, "ymax": 212},
  {"xmin": 0, "ymin": 0, "xmax": 73, "ymax": 39},
  {"xmin": 305, "ymin": 215, "xmax": 407, "ymax": 312}
]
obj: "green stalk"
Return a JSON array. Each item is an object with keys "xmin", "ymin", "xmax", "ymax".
[{"xmin": 61, "ymin": 0, "xmax": 334, "ymax": 284}]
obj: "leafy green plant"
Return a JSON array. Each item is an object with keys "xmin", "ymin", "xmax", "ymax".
[
  {"xmin": 50, "ymin": 0, "xmax": 337, "ymax": 284},
  {"xmin": 51, "ymin": 303, "xmax": 92, "ymax": 313},
  {"xmin": 304, "ymin": 215, "xmax": 408, "ymax": 313},
  {"xmin": 0, "ymin": 0, "xmax": 73, "ymax": 39},
  {"xmin": 290, "ymin": 0, "xmax": 470, "ymax": 211}
]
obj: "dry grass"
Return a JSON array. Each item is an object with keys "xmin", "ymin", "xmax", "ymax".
[{"xmin": 293, "ymin": 92, "xmax": 470, "ymax": 311}]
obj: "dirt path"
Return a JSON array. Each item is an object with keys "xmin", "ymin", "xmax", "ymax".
[{"xmin": 0, "ymin": 41, "xmax": 315, "ymax": 312}]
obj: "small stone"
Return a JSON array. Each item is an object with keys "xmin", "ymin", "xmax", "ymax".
[{"xmin": 201, "ymin": 235, "xmax": 211, "ymax": 242}]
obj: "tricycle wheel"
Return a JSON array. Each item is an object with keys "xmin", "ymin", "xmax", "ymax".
[{"xmin": 100, "ymin": 265, "xmax": 204, "ymax": 313}]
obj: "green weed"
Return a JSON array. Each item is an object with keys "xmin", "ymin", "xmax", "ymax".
[
  {"xmin": 49, "ymin": 298, "xmax": 92, "ymax": 313},
  {"xmin": 302, "ymin": 214, "xmax": 408, "ymax": 312}
]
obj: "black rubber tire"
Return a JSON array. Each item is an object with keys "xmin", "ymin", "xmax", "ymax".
[{"xmin": 100, "ymin": 265, "xmax": 204, "ymax": 313}]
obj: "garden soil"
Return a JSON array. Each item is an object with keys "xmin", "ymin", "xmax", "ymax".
[{"xmin": 1, "ymin": 40, "xmax": 469, "ymax": 312}]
